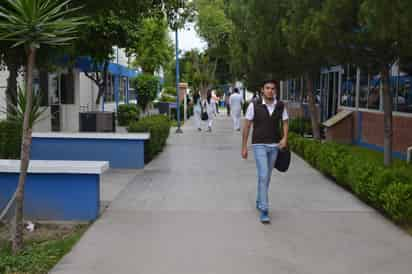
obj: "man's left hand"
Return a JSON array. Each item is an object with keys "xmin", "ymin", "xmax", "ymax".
[{"xmin": 279, "ymin": 138, "xmax": 288, "ymax": 149}]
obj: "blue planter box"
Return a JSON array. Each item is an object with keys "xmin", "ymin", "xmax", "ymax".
[
  {"xmin": 31, "ymin": 133, "xmax": 150, "ymax": 169},
  {"xmin": 0, "ymin": 160, "xmax": 108, "ymax": 221}
]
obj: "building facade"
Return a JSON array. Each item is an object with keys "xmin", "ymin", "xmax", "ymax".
[
  {"xmin": 280, "ymin": 64, "xmax": 412, "ymax": 159},
  {"xmin": 0, "ymin": 49, "xmax": 138, "ymax": 132}
]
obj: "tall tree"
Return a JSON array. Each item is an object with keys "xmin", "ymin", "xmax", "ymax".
[
  {"xmin": 281, "ymin": 0, "xmax": 325, "ymax": 140},
  {"xmin": 316, "ymin": 0, "xmax": 412, "ymax": 165},
  {"xmin": 130, "ymin": 17, "xmax": 173, "ymax": 75},
  {"xmin": 0, "ymin": 0, "xmax": 85, "ymax": 253},
  {"xmin": 68, "ymin": 0, "xmax": 192, "ymax": 106},
  {"xmin": 195, "ymin": 0, "xmax": 233, "ymax": 84},
  {"xmin": 226, "ymin": 0, "xmax": 291, "ymax": 90}
]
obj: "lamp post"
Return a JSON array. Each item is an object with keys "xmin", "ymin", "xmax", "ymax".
[{"xmin": 175, "ymin": 27, "xmax": 183, "ymax": 133}]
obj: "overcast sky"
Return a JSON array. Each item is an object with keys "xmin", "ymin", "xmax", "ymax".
[{"xmin": 170, "ymin": 23, "xmax": 207, "ymax": 53}]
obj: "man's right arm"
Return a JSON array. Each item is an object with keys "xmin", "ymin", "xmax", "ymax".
[{"xmin": 242, "ymin": 119, "xmax": 252, "ymax": 159}]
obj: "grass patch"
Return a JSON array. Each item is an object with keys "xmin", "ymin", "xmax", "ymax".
[
  {"xmin": 349, "ymin": 146, "xmax": 410, "ymax": 169},
  {"xmin": 0, "ymin": 223, "xmax": 88, "ymax": 274}
]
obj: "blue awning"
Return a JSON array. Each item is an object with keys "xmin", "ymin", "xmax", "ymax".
[{"xmin": 74, "ymin": 56, "xmax": 139, "ymax": 78}]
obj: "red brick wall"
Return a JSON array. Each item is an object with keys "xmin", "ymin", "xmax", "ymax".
[
  {"xmin": 325, "ymin": 115, "xmax": 354, "ymax": 144},
  {"xmin": 361, "ymin": 112, "xmax": 412, "ymax": 153}
]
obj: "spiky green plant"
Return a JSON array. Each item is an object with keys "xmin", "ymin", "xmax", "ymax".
[{"xmin": 0, "ymin": 0, "xmax": 85, "ymax": 253}]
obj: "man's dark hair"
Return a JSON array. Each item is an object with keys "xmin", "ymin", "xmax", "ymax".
[
  {"xmin": 233, "ymin": 88, "xmax": 240, "ymax": 93},
  {"xmin": 262, "ymin": 80, "xmax": 278, "ymax": 89}
]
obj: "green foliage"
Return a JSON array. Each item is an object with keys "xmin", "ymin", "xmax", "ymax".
[
  {"xmin": 6, "ymin": 87, "xmax": 48, "ymax": 128},
  {"xmin": 170, "ymin": 104, "xmax": 193, "ymax": 122},
  {"xmin": 163, "ymin": 87, "xmax": 177, "ymax": 96},
  {"xmin": 117, "ymin": 104, "xmax": 140, "ymax": 126},
  {"xmin": 0, "ymin": 226, "xmax": 87, "ymax": 274},
  {"xmin": 128, "ymin": 115, "xmax": 171, "ymax": 163},
  {"xmin": 289, "ymin": 133, "xmax": 412, "ymax": 224},
  {"xmin": 289, "ymin": 117, "xmax": 312, "ymax": 136},
  {"xmin": 0, "ymin": 120, "xmax": 21, "ymax": 159},
  {"xmin": 380, "ymin": 183, "xmax": 412, "ymax": 223},
  {"xmin": 159, "ymin": 95, "xmax": 176, "ymax": 103},
  {"xmin": 131, "ymin": 18, "xmax": 173, "ymax": 74},
  {"xmin": 194, "ymin": 0, "xmax": 233, "ymax": 84},
  {"xmin": 132, "ymin": 74, "xmax": 160, "ymax": 111},
  {"xmin": 0, "ymin": 0, "xmax": 85, "ymax": 48}
]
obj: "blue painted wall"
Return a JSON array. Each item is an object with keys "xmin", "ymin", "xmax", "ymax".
[
  {"xmin": 31, "ymin": 138, "xmax": 145, "ymax": 169},
  {"xmin": 0, "ymin": 173, "xmax": 99, "ymax": 221}
]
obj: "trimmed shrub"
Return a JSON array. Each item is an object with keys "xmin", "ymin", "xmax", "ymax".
[
  {"xmin": 117, "ymin": 104, "xmax": 140, "ymax": 126},
  {"xmin": 288, "ymin": 133, "xmax": 412, "ymax": 224},
  {"xmin": 163, "ymin": 87, "xmax": 177, "ymax": 96},
  {"xmin": 289, "ymin": 117, "xmax": 312, "ymax": 136},
  {"xmin": 0, "ymin": 120, "xmax": 21, "ymax": 159},
  {"xmin": 131, "ymin": 74, "xmax": 159, "ymax": 111},
  {"xmin": 380, "ymin": 183, "xmax": 412, "ymax": 223},
  {"xmin": 159, "ymin": 94, "xmax": 176, "ymax": 103},
  {"xmin": 128, "ymin": 115, "xmax": 171, "ymax": 163}
]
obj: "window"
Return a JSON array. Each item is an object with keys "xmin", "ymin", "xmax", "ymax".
[
  {"xmin": 119, "ymin": 77, "xmax": 127, "ymax": 103},
  {"xmin": 393, "ymin": 76, "xmax": 412, "ymax": 113},
  {"xmin": 60, "ymin": 72, "xmax": 74, "ymax": 104},
  {"xmin": 359, "ymin": 71, "xmax": 380, "ymax": 110},
  {"xmin": 340, "ymin": 65, "xmax": 356, "ymax": 108},
  {"xmin": 105, "ymin": 75, "xmax": 115, "ymax": 103},
  {"xmin": 285, "ymin": 78, "xmax": 304, "ymax": 102}
]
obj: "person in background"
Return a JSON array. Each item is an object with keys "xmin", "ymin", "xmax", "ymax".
[
  {"xmin": 193, "ymin": 91, "xmax": 202, "ymax": 131},
  {"xmin": 205, "ymin": 90, "xmax": 214, "ymax": 132},
  {"xmin": 212, "ymin": 91, "xmax": 220, "ymax": 114},
  {"xmin": 229, "ymin": 88, "xmax": 244, "ymax": 131},
  {"xmin": 225, "ymin": 91, "xmax": 231, "ymax": 116},
  {"xmin": 210, "ymin": 91, "xmax": 218, "ymax": 117}
]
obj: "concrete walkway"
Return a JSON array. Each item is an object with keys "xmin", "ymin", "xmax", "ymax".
[{"xmin": 52, "ymin": 114, "xmax": 412, "ymax": 274}]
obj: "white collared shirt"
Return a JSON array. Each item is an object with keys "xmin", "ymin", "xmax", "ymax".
[{"xmin": 245, "ymin": 99, "xmax": 289, "ymax": 121}]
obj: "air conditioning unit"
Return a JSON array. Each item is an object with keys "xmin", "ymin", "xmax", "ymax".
[
  {"xmin": 407, "ymin": 146, "xmax": 412, "ymax": 164},
  {"xmin": 79, "ymin": 112, "xmax": 115, "ymax": 132},
  {"xmin": 96, "ymin": 112, "xmax": 115, "ymax": 132}
]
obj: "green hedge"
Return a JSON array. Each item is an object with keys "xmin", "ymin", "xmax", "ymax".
[
  {"xmin": 128, "ymin": 115, "xmax": 171, "ymax": 163},
  {"xmin": 289, "ymin": 117, "xmax": 312, "ymax": 136},
  {"xmin": 289, "ymin": 133, "xmax": 412, "ymax": 224},
  {"xmin": 0, "ymin": 120, "xmax": 21, "ymax": 159},
  {"xmin": 117, "ymin": 104, "xmax": 140, "ymax": 126},
  {"xmin": 170, "ymin": 104, "xmax": 193, "ymax": 121}
]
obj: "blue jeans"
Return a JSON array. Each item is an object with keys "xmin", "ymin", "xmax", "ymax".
[{"xmin": 253, "ymin": 145, "xmax": 279, "ymax": 211}]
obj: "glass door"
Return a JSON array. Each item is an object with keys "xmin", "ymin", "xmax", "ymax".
[{"xmin": 49, "ymin": 74, "xmax": 61, "ymax": 131}]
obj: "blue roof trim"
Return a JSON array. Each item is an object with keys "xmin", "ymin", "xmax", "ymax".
[{"xmin": 74, "ymin": 56, "xmax": 139, "ymax": 78}]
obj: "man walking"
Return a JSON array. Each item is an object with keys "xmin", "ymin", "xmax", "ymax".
[
  {"xmin": 241, "ymin": 80, "xmax": 289, "ymax": 223},
  {"xmin": 229, "ymin": 88, "xmax": 243, "ymax": 131}
]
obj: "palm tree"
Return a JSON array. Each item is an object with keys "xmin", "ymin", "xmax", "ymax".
[{"xmin": 0, "ymin": 0, "xmax": 85, "ymax": 253}]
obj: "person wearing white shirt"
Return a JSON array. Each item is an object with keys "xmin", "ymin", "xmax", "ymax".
[
  {"xmin": 192, "ymin": 92, "xmax": 202, "ymax": 131},
  {"xmin": 241, "ymin": 80, "xmax": 289, "ymax": 223},
  {"xmin": 204, "ymin": 91, "xmax": 214, "ymax": 132},
  {"xmin": 229, "ymin": 88, "xmax": 244, "ymax": 131}
]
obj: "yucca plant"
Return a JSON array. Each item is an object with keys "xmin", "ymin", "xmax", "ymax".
[
  {"xmin": 0, "ymin": 87, "xmax": 47, "ymax": 223},
  {"xmin": 0, "ymin": 0, "xmax": 85, "ymax": 253},
  {"xmin": 5, "ymin": 87, "xmax": 48, "ymax": 127}
]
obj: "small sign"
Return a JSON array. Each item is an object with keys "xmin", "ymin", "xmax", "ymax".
[{"xmin": 323, "ymin": 110, "xmax": 353, "ymax": 128}]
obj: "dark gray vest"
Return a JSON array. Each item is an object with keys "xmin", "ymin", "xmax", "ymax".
[{"xmin": 252, "ymin": 100, "xmax": 284, "ymax": 144}]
